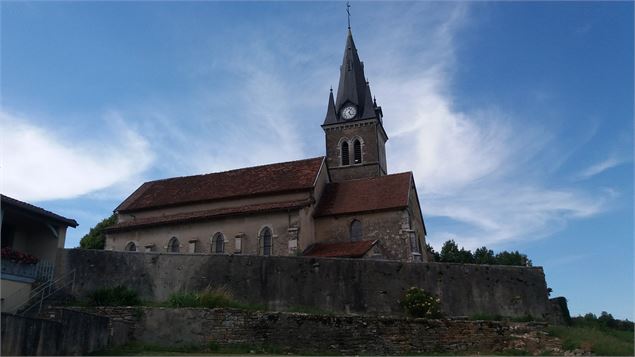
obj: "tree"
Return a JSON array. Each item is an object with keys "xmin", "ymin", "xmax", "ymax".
[
  {"xmin": 426, "ymin": 243, "xmax": 440, "ymax": 262},
  {"xmin": 495, "ymin": 250, "xmax": 532, "ymax": 267},
  {"xmin": 79, "ymin": 214, "xmax": 117, "ymax": 249},
  {"xmin": 440, "ymin": 240, "xmax": 461, "ymax": 263},
  {"xmin": 473, "ymin": 246, "xmax": 496, "ymax": 265}
]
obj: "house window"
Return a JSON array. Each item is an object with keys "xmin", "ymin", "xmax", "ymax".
[
  {"xmin": 167, "ymin": 237, "xmax": 180, "ymax": 253},
  {"xmin": 261, "ymin": 227, "xmax": 272, "ymax": 256},
  {"xmin": 353, "ymin": 139, "xmax": 362, "ymax": 164},
  {"xmin": 213, "ymin": 233, "xmax": 224, "ymax": 254},
  {"xmin": 341, "ymin": 141, "xmax": 350, "ymax": 166},
  {"xmin": 350, "ymin": 220, "xmax": 362, "ymax": 241},
  {"xmin": 125, "ymin": 242, "xmax": 137, "ymax": 252}
]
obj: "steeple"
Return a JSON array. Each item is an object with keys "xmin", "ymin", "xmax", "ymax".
[
  {"xmin": 323, "ymin": 29, "xmax": 382, "ymax": 125},
  {"xmin": 321, "ymin": 26, "xmax": 389, "ymax": 182}
]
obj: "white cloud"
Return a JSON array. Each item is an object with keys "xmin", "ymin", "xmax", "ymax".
[
  {"xmin": 0, "ymin": 111, "xmax": 154, "ymax": 202},
  {"xmin": 362, "ymin": 4, "xmax": 613, "ymax": 250},
  {"xmin": 576, "ymin": 155, "xmax": 628, "ymax": 180}
]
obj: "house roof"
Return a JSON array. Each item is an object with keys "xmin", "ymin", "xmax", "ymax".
[
  {"xmin": 314, "ymin": 172, "xmax": 412, "ymax": 217},
  {"xmin": 303, "ymin": 240, "xmax": 377, "ymax": 258},
  {"xmin": 116, "ymin": 157, "xmax": 325, "ymax": 213},
  {"xmin": 107, "ymin": 199, "xmax": 312, "ymax": 233},
  {"xmin": 0, "ymin": 194, "xmax": 78, "ymax": 227}
]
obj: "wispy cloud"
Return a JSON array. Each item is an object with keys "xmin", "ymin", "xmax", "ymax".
[
  {"xmin": 0, "ymin": 110, "xmax": 154, "ymax": 202},
  {"xmin": 576, "ymin": 155, "xmax": 628, "ymax": 180},
  {"xmin": 358, "ymin": 3, "xmax": 614, "ymax": 249}
]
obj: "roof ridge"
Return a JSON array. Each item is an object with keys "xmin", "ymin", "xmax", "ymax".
[{"xmin": 145, "ymin": 156, "xmax": 326, "ymax": 185}]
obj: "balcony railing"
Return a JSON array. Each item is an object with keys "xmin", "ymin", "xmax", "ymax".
[
  {"xmin": 1, "ymin": 260, "xmax": 38, "ymax": 282},
  {"xmin": 1, "ymin": 260, "xmax": 54, "ymax": 283}
]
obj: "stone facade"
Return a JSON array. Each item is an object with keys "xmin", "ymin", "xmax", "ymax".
[{"xmin": 323, "ymin": 119, "xmax": 388, "ymax": 182}]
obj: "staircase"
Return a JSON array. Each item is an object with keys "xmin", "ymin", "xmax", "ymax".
[{"xmin": 6, "ymin": 269, "xmax": 76, "ymax": 317}]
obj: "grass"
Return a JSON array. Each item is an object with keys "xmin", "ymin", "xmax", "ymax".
[{"xmin": 547, "ymin": 324, "xmax": 634, "ymax": 356}]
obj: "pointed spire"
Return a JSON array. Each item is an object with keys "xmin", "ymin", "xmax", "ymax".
[
  {"xmin": 323, "ymin": 88, "xmax": 338, "ymax": 125},
  {"xmin": 335, "ymin": 29, "xmax": 368, "ymax": 113}
]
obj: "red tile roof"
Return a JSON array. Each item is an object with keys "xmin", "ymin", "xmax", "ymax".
[
  {"xmin": 107, "ymin": 199, "xmax": 312, "ymax": 233},
  {"xmin": 117, "ymin": 157, "xmax": 325, "ymax": 213},
  {"xmin": 1, "ymin": 194, "xmax": 78, "ymax": 227},
  {"xmin": 314, "ymin": 172, "xmax": 412, "ymax": 217},
  {"xmin": 303, "ymin": 240, "xmax": 377, "ymax": 258}
]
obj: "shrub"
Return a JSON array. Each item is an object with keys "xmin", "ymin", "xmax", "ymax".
[
  {"xmin": 400, "ymin": 287, "xmax": 443, "ymax": 318},
  {"xmin": 198, "ymin": 286, "xmax": 234, "ymax": 308},
  {"xmin": 88, "ymin": 286, "xmax": 141, "ymax": 306},
  {"xmin": 167, "ymin": 287, "xmax": 236, "ymax": 308},
  {"xmin": 166, "ymin": 292, "xmax": 200, "ymax": 307}
]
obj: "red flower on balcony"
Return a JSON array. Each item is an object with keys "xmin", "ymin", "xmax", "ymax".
[{"xmin": 1, "ymin": 247, "xmax": 40, "ymax": 265}]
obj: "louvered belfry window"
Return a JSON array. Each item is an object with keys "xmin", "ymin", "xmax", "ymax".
[
  {"xmin": 341, "ymin": 141, "xmax": 350, "ymax": 166},
  {"xmin": 353, "ymin": 139, "xmax": 362, "ymax": 164}
]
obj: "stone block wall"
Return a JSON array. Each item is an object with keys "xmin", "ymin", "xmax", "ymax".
[
  {"xmin": 57, "ymin": 249, "xmax": 551, "ymax": 319},
  {"xmin": 77, "ymin": 307, "xmax": 562, "ymax": 355}
]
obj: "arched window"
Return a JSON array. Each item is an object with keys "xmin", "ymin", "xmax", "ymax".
[
  {"xmin": 125, "ymin": 242, "xmax": 136, "ymax": 252},
  {"xmin": 353, "ymin": 139, "xmax": 362, "ymax": 164},
  {"xmin": 341, "ymin": 141, "xmax": 350, "ymax": 166},
  {"xmin": 213, "ymin": 233, "xmax": 224, "ymax": 254},
  {"xmin": 167, "ymin": 237, "xmax": 180, "ymax": 253},
  {"xmin": 261, "ymin": 227, "xmax": 272, "ymax": 256},
  {"xmin": 350, "ymin": 220, "xmax": 362, "ymax": 241}
]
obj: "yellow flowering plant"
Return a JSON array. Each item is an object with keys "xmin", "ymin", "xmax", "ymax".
[{"xmin": 400, "ymin": 287, "xmax": 443, "ymax": 318}]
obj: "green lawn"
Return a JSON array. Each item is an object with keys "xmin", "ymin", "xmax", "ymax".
[{"xmin": 547, "ymin": 325, "xmax": 634, "ymax": 356}]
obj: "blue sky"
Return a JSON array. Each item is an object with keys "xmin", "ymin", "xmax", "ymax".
[{"xmin": 1, "ymin": 2, "xmax": 632, "ymax": 320}]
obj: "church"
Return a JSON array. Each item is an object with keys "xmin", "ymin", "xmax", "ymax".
[{"xmin": 105, "ymin": 28, "xmax": 429, "ymax": 262}]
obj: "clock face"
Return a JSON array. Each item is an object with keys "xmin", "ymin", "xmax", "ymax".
[{"xmin": 341, "ymin": 105, "xmax": 357, "ymax": 120}]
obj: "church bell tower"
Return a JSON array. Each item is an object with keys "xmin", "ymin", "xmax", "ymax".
[{"xmin": 322, "ymin": 29, "xmax": 388, "ymax": 182}]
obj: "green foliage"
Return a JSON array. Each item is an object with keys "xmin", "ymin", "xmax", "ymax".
[
  {"xmin": 166, "ymin": 286, "xmax": 255, "ymax": 310},
  {"xmin": 87, "ymin": 286, "xmax": 141, "ymax": 306},
  {"xmin": 79, "ymin": 214, "xmax": 117, "ymax": 250},
  {"xmin": 427, "ymin": 240, "xmax": 532, "ymax": 266},
  {"xmin": 548, "ymin": 323, "xmax": 634, "ymax": 356},
  {"xmin": 495, "ymin": 250, "xmax": 532, "ymax": 267},
  {"xmin": 473, "ymin": 246, "xmax": 496, "ymax": 265},
  {"xmin": 400, "ymin": 287, "xmax": 443, "ymax": 318}
]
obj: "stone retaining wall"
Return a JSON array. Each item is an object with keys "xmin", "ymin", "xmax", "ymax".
[
  {"xmin": 57, "ymin": 249, "xmax": 552, "ymax": 319},
  {"xmin": 65, "ymin": 306, "xmax": 563, "ymax": 355}
]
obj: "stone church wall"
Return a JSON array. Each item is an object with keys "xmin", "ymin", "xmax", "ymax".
[
  {"xmin": 314, "ymin": 209, "xmax": 415, "ymax": 261},
  {"xmin": 57, "ymin": 249, "xmax": 551, "ymax": 319},
  {"xmin": 107, "ymin": 210, "xmax": 300, "ymax": 256}
]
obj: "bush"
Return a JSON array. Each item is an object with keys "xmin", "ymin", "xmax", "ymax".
[
  {"xmin": 400, "ymin": 287, "xmax": 443, "ymax": 318},
  {"xmin": 167, "ymin": 287, "xmax": 236, "ymax": 309},
  {"xmin": 88, "ymin": 286, "xmax": 141, "ymax": 306},
  {"xmin": 166, "ymin": 292, "xmax": 200, "ymax": 307}
]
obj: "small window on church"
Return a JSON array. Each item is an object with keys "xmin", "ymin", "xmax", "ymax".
[
  {"xmin": 167, "ymin": 237, "xmax": 180, "ymax": 253},
  {"xmin": 341, "ymin": 141, "xmax": 350, "ymax": 166},
  {"xmin": 213, "ymin": 233, "xmax": 225, "ymax": 254},
  {"xmin": 350, "ymin": 220, "xmax": 362, "ymax": 241},
  {"xmin": 125, "ymin": 242, "xmax": 136, "ymax": 252},
  {"xmin": 261, "ymin": 227, "xmax": 272, "ymax": 256},
  {"xmin": 353, "ymin": 139, "xmax": 362, "ymax": 164}
]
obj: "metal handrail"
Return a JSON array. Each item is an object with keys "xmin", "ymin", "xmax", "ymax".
[{"xmin": 8, "ymin": 269, "xmax": 76, "ymax": 316}]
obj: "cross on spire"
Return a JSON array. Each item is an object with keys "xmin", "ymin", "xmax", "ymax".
[{"xmin": 346, "ymin": 2, "xmax": 351, "ymax": 29}]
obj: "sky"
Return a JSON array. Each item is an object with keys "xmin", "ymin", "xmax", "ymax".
[{"xmin": 1, "ymin": 2, "xmax": 633, "ymax": 320}]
